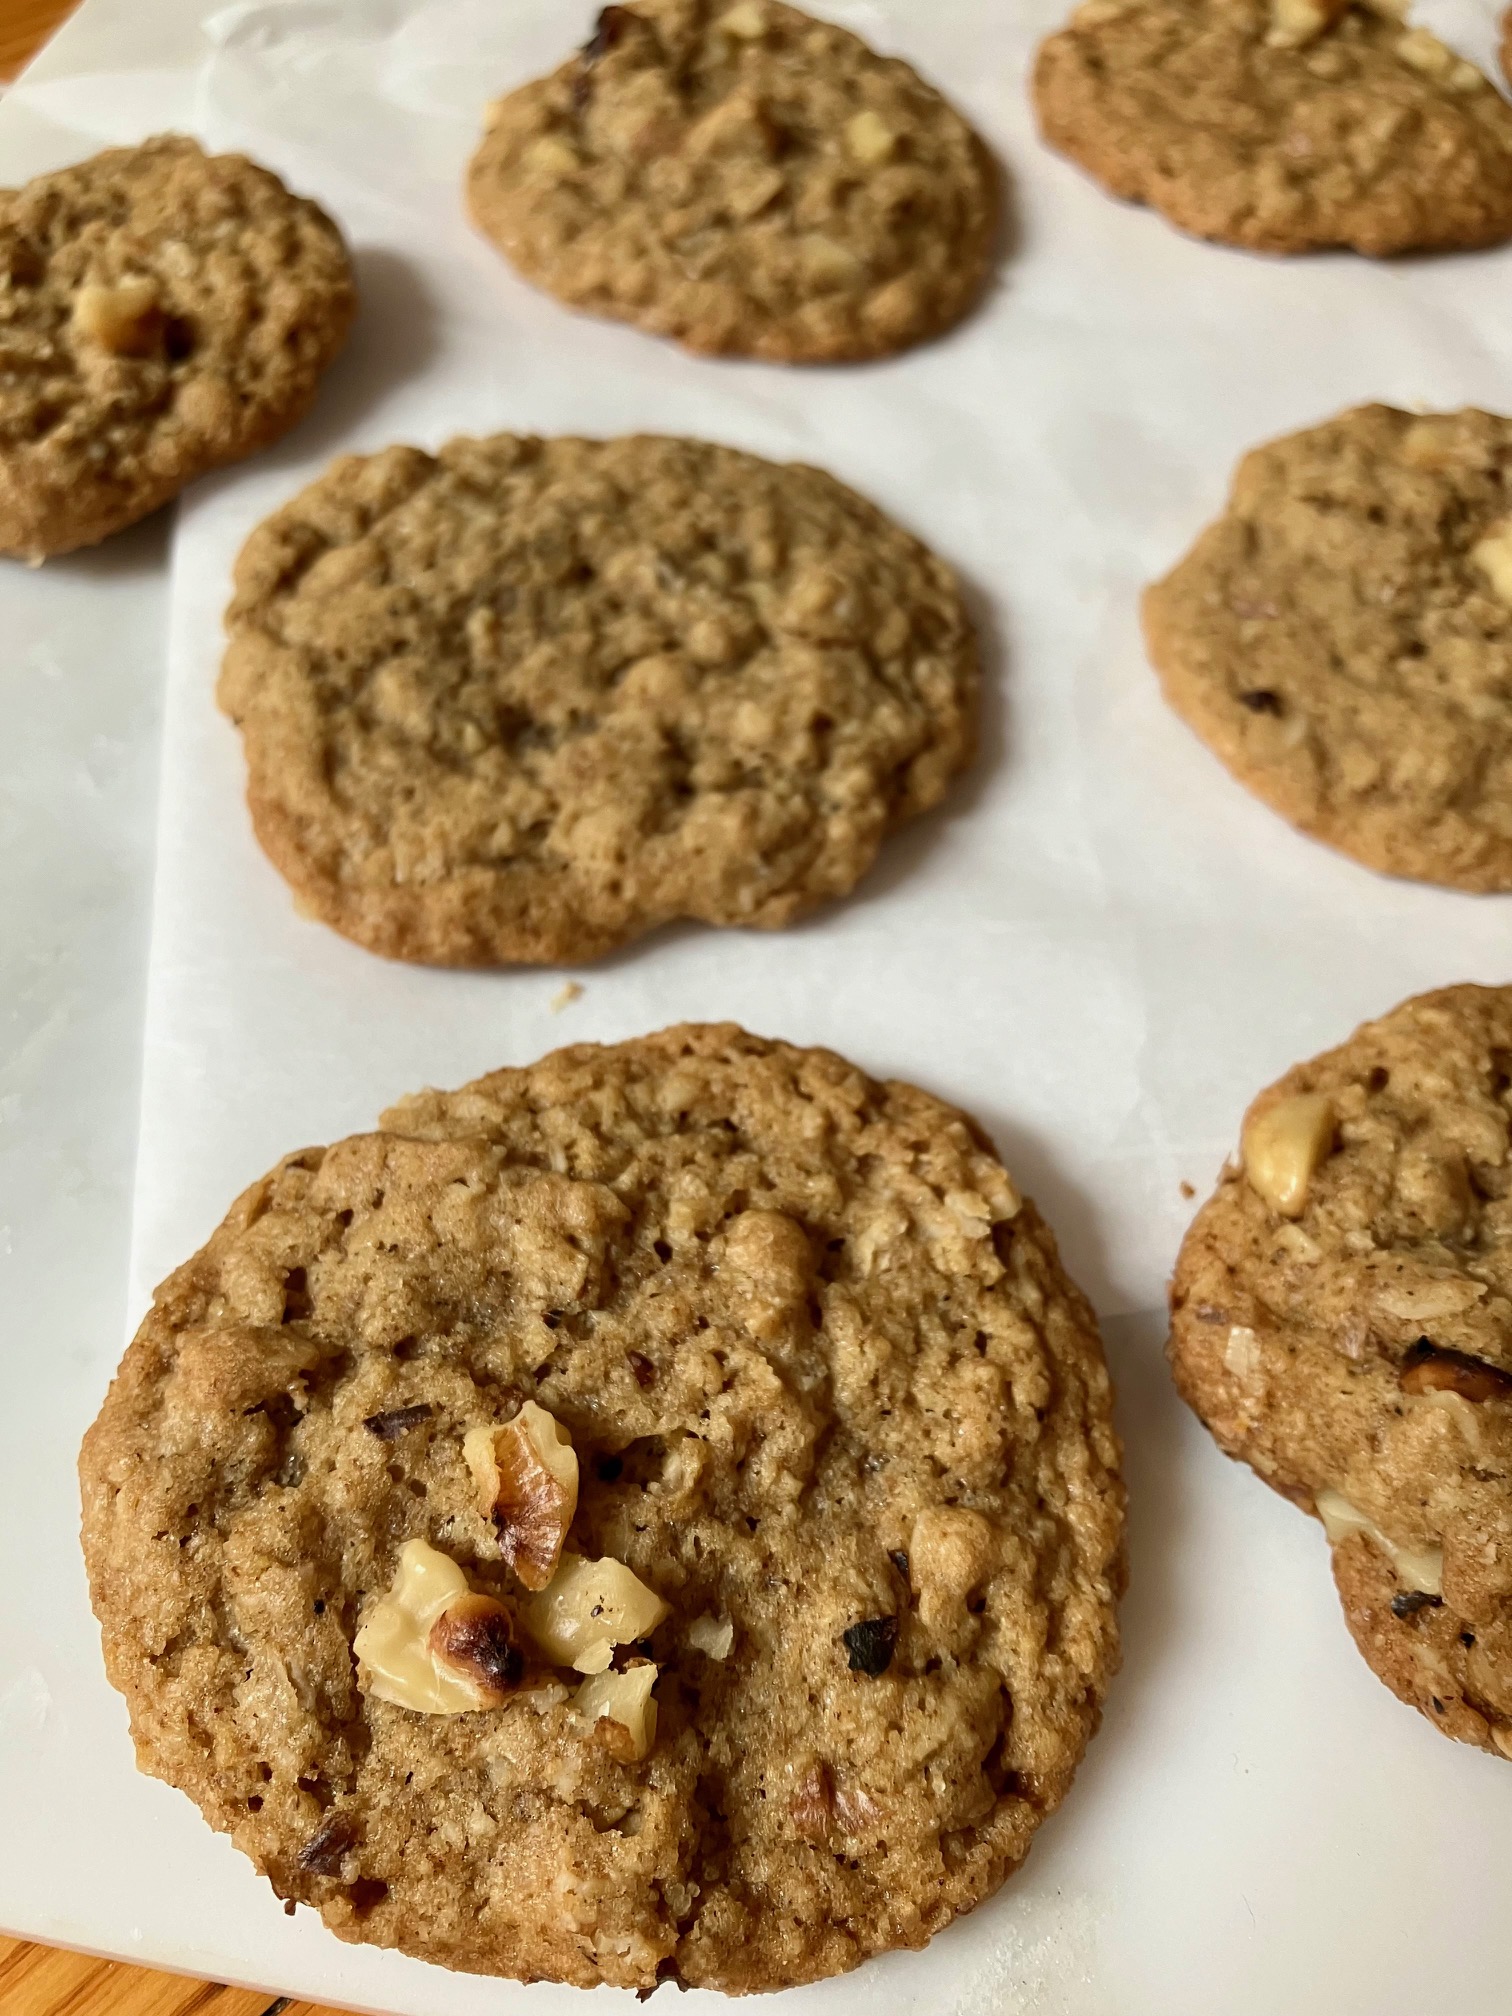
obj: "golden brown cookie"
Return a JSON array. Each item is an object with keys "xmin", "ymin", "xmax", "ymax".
[
  {"xmin": 1169, "ymin": 985, "xmax": 1512, "ymax": 1760},
  {"xmin": 1143, "ymin": 404, "xmax": 1512, "ymax": 891},
  {"xmin": 1033, "ymin": 0, "xmax": 1512, "ymax": 256},
  {"xmin": 0, "ymin": 136, "xmax": 355, "ymax": 559},
  {"xmin": 218, "ymin": 432, "xmax": 979, "ymax": 966},
  {"xmin": 80, "ymin": 1025, "xmax": 1126, "ymax": 1991},
  {"xmin": 466, "ymin": 0, "xmax": 998, "ymax": 362}
]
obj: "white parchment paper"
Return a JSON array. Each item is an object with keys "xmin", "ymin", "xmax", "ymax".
[{"xmin": 24, "ymin": 0, "xmax": 1512, "ymax": 2008}]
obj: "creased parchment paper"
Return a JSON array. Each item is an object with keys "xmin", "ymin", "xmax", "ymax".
[{"xmin": 20, "ymin": 0, "xmax": 1512, "ymax": 2008}]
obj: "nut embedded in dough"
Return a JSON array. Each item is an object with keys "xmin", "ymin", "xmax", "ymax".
[
  {"xmin": 1242, "ymin": 1093, "xmax": 1336, "ymax": 1216},
  {"xmin": 522, "ymin": 1551, "xmax": 670, "ymax": 1673},
  {"xmin": 574, "ymin": 1661, "xmax": 659, "ymax": 1760},
  {"xmin": 72, "ymin": 279, "xmax": 166, "ymax": 357},
  {"xmin": 464, "ymin": 1400, "xmax": 579, "ymax": 1590},
  {"xmin": 354, "ymin": 1537, "xmax": 523, "ymax": 1714},
  {"xmin": 1471, "ymin": 518, "xmax": 1512, "ymax": 604}
]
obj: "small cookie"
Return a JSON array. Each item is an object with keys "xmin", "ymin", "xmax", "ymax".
[
  {"xmin": 80, "ymin": 1024, "xmax": 1126, "ymax": 1991},
  {"xmin": 218, "ymin": 432, "xmax": 979, "ymax": 966},
  {"xmin": 1033, "ymin": 0, "xmax": 1512, "ymax": 256},
  {"xmin": 0, "ymin": 136, "xmax": 355, "ymax": 559},
  {"xmin": 1144, "ymin": 404, "xmax": 1512, "ymax": 891},
  {"xmin": 1169, "ymin": 985, "xmax": 1512, "ymax": 1760},
  {"xmin": 465, "ymin": 0, "xmax": 997, "ymax": 362}
]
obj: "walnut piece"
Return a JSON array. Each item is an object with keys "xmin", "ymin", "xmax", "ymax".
[
  {"xmin": 1399, "ymin": 1341, "xmax": 1512, "ymax": 1403},
  {"xmin": 1315, "ymin": 1488, "xmax": 1443, "ymax": 1596},
  {"xmin": 845, "ymin": 111, "xmax": 897, "ymax": 166},
  {"xmin": 521, "ymin": 1552, "xmax": 670, "ymax": 1673},
  {"xmin": 718, "ymin": 1, "xmax": 768, "ymax": 38},
  {"xmin": 353, "ymin": 1537, "xmax": 522, "ymax": 1713},
  {"xmin": 1265, "ymin": 0, "xmax": 1348, "ymax": 51},
  {"xmin": 573, "ymin": 1661, "xmax": 659, "ymax": 1760},
  {"xmin": 686, "ymin": 1612, "xmax": 735, "ymax": 1659},
  {"xmin": 1394, "ymin": 26, "xmax": 1483, "ymax": 89},
  {"xmin": 464, "ymin": 1400, "xmax": 579, "ymax": 1590},
  {"xmin": 1242, "ymin": 1093, "xmax": 1335, "ymax": 1217},
  {"xmin": 72, "ymin": 279, "xmax": 166, "ymax": 357},
  {"xmin": 1472, "ymin": 519, "xmax": 1512, "ymax": 606}
]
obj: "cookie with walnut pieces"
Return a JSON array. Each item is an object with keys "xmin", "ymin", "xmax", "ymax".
[
  {"xmin": 1144, "ymin": 404, "xmax": 1512, "ymax": 891},
  {"xmin": 1033, "ymin": 0, "xmax": 1512, "ymax": 256},
  {"xmin": 0, "ymin": 135, "xmax": 354, "ymax": 560},
  {"xmin": 465, "ymin": 0, "xmax": 998, "ymax": 362},
  {"xmin": 217, "ymin": 431, "xmax": 979, "ymax": 966},
  {"xmin": 79, "ymin": 1024, "xmax": 1126, "ymax": 1992},
  {"xmin": 1169, "ymin": 985, "xmax": 1512, "ymax": 1761}
]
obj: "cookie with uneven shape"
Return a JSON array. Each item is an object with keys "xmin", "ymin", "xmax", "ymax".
[
  {"xmin": 1169, "ymin": 985, "xmax": 1512, "ymax": 1759},
  {"xmin": 80, "ymin": 1024, "xmax": 1125, "ymax": 1991},
  {"xmin": 218, "ymin": 431, "xmax": 979, "ymax": 966},
  {"xmin": 1144, "ymin": 404, "xmax": 1512, "ymax": 890},
  {"xmin": 1033, "ymin": 0, "xmax": 1512, "ymax": 256},
  {"xmin": 466, "ymin": 0, "xmax": 998, "ymax": 362},
  {"xmin": 0, "ymin": 136, "xmax": 354, "ymax": 559}
]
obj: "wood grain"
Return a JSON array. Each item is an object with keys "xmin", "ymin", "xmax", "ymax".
[{"xmin": 0, "ymin": 0, "xmax": 80, "ymax": 81}]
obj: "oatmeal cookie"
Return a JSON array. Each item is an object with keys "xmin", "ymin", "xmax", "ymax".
[
  {"xmin": 1143, "ymin": 404, "xmax": 1512, "ymax": 891},
  {"xmin": 1033, "ymin": 0, "xmax": 1512, "ymax": 256},
  {"xmin": 1169, "ymin": 985, "xmax": 1512, "ymax": 1759},
  {"xmin": 0, "ymin": 135, "xmax": 354, "ymax": 559},
  {"xmin": 465, "ymin": 0, "xmax": 998, "ymax": 362},
  {"xmin": 218, "ymin": 432, "xmax": 979, "ymax": 966},
  {"xmin": 80, "ymin": 1025, "xmax": 1126, "ymax": 1991}
]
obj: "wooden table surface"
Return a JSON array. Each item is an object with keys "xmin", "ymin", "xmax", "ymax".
[{"xmin": 0, "ymin": 4, "xmax": 353, "ymax": 2011}]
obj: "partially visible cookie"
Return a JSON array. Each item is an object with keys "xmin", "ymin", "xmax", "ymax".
[
  {"xmin": 0, "ymin": 136, "xmax": 355, "ymax": 559},
  {"xmin": 466, "ymin": 0, "xmax": 998, "ymax": 362},
  {"xmin": 80, "ymin": 1023, "xmax": 1126, "ymax": 1991},
  {"xmin": 1144, "ymin": 404, "xmax": 1512, "ymax": 891},
  {"xmin": 1033, "ymin": 0, "xmax": 1512, "ymax": 256},
  {"xmin": 218, "ymin": 432, "xmax": 979, "ymax": 966},
  {"xmin": 1169, "ymin": 985, "xmax": 1512, "ymax": 1759}
]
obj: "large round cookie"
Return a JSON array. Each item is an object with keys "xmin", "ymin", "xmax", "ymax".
[
  {"xmin": 465, "ymin": 0, "xmax": 998, "ymax": 363},
  {"xmin": 1169, "ymin": 986, "xmax": 1512, "ymax": 1760},
  {"xmin": 1033, "ymin": 0, "xmax": 1512, "ymax": 256},
  {"xmin": 0, "ymin": 136, "xmax": 354, "ymax": 560},
  {"xmin": 1143, "ymin": 404, "xmax": 1512, "ymax": 891},
  {"xmin": 218, "ymin": 432, "xmax": 979, "ymax": 965},
  {"xmin": 80, "ymin": 1025, "xmax": 1126, "ymax": 1992}
]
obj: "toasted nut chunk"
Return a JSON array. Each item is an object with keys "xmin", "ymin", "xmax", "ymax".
[
  {"xmin": 522, "ymin": 1552, "xmax": 669, "ymax": 1673},
  {"xmin": 845, "ymin": 111, "xmax": 897, "ymax": 165},
  {"xmin": 1399, "ymin": 1341, "xmax": 1512, "ymax": 1403},
  {"xmin": 1315, "ymin": 1488, "xmax": 1443, "ymax": 1596},
  {"xmin": 789, "ymin": 1760, "xmax": 835, "ymax": 1842},
  {"xmin": 73, "ymin": 279, "xmax": 166, "ymax": 357},
  {"xmin": 1242, "ymin": 1093, "xmax": 1335, "ymax": 1216},
  {"xmin": 574, "ymin": 1662, "xmax": 658, "ymax": 1760},
  {"xmin": 464, "ymin": 1401, "xmax": 579, "ymax": 1590},
  {"xmin": 1493, "ymin": 1725, "xmax": 1512, "ymax": 1761},
  {"xmin": 719, "ymin": 1, "xmax": 768, "ymax": 37},
  {"xmin": 1394, "ymin": 26, "xmax": 1483, "ymax": 87},
  {"xmin": 1265, "ymin": 0, "xmax": 1346, "ymax": 50},
  {"xmin": 525, "ymin": 134, "xmax": 580, "ymax": 176},
  {"xmin": 686, "ymin": 1612, "xmax": 735, "ymax": 1659},
  {"xmin": 353, "ymin": 1537, "xmax": 522, "ymax": 1714},
  {"xmin": 1472, "ymin": 519, "xmax": 1512, "ymax": 605}
]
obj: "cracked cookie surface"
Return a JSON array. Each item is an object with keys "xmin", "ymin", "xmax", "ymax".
[
  {"xmin": 80, "ymin": 1025, "xmax": 1125, "ymax": 1992},
  {"xmin": 1169, "ymin": 985, "xmax": 1512, "ymax": 1759},
  {"xmin": 1143, "ymin": 404, "xmax": 1512, "ymax": 890},
  {"xmin": 1033, "ymin": 0, "xmax": 1512, "ymax": 256},
  {"xmin": 218, "ymin": 432, "xmax": 979, "ymax": 966},
  {"xmin": 0, "ymin": 135, "xmax": 354, "ymax": 559},
  {"xmin": 466, "ymin": 0, "xmax": 997, "ymax": 362}
]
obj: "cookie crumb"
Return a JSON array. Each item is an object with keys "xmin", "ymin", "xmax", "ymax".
[{"xmin": 551, "ymin": 980, "xmax": 585, "ymax": 1013}]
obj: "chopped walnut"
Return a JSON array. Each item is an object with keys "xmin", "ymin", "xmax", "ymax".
[
  {"xmin": 1471, "ymin": 519, "xmax": 1512, "ymax": 606},
  {"xmin": 1399, "ymin": 1341, "xmax": 1512, "ymax": 1404},
  {"xmin": 1265, "ymin": 0, "xmax": 1348, "ymax": 51},
  {"xmin": 574, "ymin": 1661, "xmax": 658, "ymax": 1760},
  {"xmin": 789, "ymin": 1760, "xmax": 835, "ymax": 1842},
  {"xmin": 73, "ymin": 279, "xmax": 167, "ymax": 358},
  {"xmin": 1242, "ymin": 1093, "xmax": 1335, "ymax": 1217},
  {"xmin": 464, "ymin": 1400, "xmax": 579, "ymax": 1590},
  {"xmin": 353, "ymin": 1538, "xmax": 522, "ymax": 1714},
  {"xmin": 845, "ymin": 110, "xmax": 897, "ymax": 165},
  {"xmin": 1315, "ymin": 1489, "xmax": 1443, "ymax": 1597},
  {"xmin": 686, "ymin": 1612, "xmax": 735, "ymax": 1659},
  {"xmin": 522, "ymin": 1552, "xmax": 669, "ymax": 1673}
]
